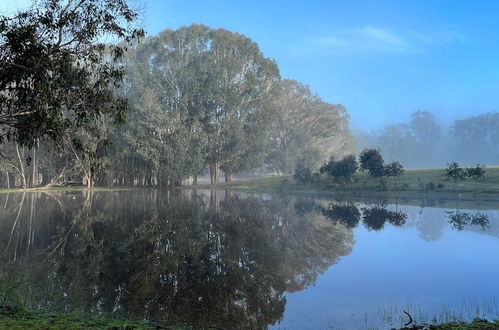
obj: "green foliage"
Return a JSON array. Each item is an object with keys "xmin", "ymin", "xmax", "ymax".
[
  {"xmin": 444, "ymin": 161, "xmax": 466, "ymax": 190},
  {"xmin": 293, "ymin": 166, "xmax": 313, "ymax": 185},
  {"xmin": 466, "ymin": 164, "xmax": 486, "ymax": 191},
  {"xmin": 320, "ymin": 154, "xmax": 358, "ymax": 184},
  {"xmin": 359, "ymin": 148, "xmax": 385, "ymax": 178},
  {"xmin": 398, "ymin": 318, "xmax": 499, "ymax": 329},
  {"xmin": 267, "ymin": 79, "xmax": 355, "ymax": 174},
  {"xmin": 384, "ymin": 161, "xmax": 405, "ymax": 177},
  {"xmin": 112, "ymin": 24, "xmax": 280, "ymax": 185},
  {"xmin": 466, "ymin": 164, "xmax": 486, "ymax": 180},
  {"xmin": 0, "ymin": 306, "xmax": 155, "ymax": 329},
  {"xmin": 0, "ymin": 0, "xmax": 144, "ymax": 147}
]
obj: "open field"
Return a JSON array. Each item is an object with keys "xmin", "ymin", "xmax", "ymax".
[{"xmin": 225, "ymin": 166, "xmax": 499, "ymax": 193}]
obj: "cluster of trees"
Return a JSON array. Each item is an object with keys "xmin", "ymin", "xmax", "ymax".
[
  {"xmin": 357, "ymin": 110, "xmax": 499, "ymax": 168},
  {"xmin": 295, "ymin": 148, "xmax": 404, "ymax": 188},
  {"xmin": 0, "ymin": 0, "xmax": 144, "ymax": 189},
  {"xmin": 0, "ymin": 1, "xmax": 355, "ymax": 189},
  {"xmin": 444, "ymin": 162, "xmax": 486, "ymax": 191}
]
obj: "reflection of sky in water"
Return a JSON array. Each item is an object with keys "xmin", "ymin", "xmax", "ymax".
[
  {"xmin": 275, "ymin": 205, "xmax": 499, "ymax": 329},
  {"xmin": 1, "ymin": 191, "xmax": 498, "ymax": 329}
]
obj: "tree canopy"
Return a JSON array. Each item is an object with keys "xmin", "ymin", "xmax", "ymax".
[{"xmin": 0, "ymin": 0, "xmax": 143, "ymax": 147}]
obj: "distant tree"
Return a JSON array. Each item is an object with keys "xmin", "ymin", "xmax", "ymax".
[
  {"xmin": 452, "ymin": 112, "xmax": 499, "ymax": 165},
  {"xmin": 293, "ymin": 166, "xmax": 313, "ymax": 186},
  {"xmin": 320, "ymin": 154, "xmax": 357, "ymax": 186},
  {"xmin": 376, "ymin": 124, "xmax": 422, "ymax": 166},
  {"xmin": 444, "ymin": 161, "xmax": 466, "ymax": 191},
  {"xmin": 466, "ymin": 164, "xmax": 486, "ymax": 191},
  {"xmin": 410, "ymin": 111, "xmax": 441, "ymax": 147},
  {"xmin": 359, "ymin": 149, "xmax": 385, "ymax": 179},
  {"xmin": 384, "ymin": 161, "xmax": 405, "ymax": 189}
]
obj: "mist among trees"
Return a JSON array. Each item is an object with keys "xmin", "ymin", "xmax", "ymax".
[
  {"xmin": 355, "ymin": 110, "xmax": 499, "ymax": 169},
  {"xmin": 0, "ymin": 15, "xmax": 355, "ymax": 189}
]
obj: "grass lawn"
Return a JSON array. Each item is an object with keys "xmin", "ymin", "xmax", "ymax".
[
  {"xmin": 0, "ymin": 306, "xmax": 157, "ymax": 330},
  {"xmin": 398, "ymin": 318, "xmax": 499, "ymax": 329},
  {"xmin": 221, "ymin": 167, "xmax": 499, "ymax": 207}
]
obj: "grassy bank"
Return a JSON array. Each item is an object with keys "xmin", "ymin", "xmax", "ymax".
[
  {"xmin": 0, "ymin": 306, "xmax": 157, "ymax": 329},
  {"xmin": 1, "ymin": 306, "xmax": 497, "ymax": 330},
  {"xmin": 397, "ymin": 318, "xmax": 499, "ymax": 329},
  {"xmin": 224, "ymin": 167, "xmax": 499, "ymax": 194},
  {"xmin": 221, "ymin": 167, "xmax": 499, "ymax": 207},
  {"xmin": 0, "ymin": 186, "xmax": 134, "ymax": 194}
]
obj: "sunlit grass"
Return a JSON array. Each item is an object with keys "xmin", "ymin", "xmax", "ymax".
[{"xmin": 226, "ymin": 166, "xmax": 499, "ymax": 195}]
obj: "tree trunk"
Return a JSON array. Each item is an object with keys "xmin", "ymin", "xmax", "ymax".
[
  {"xmin": 85, "ymin": 172, "xmax": 94, "ymax": 190},
  {"xmin": 225, "ymin": 172, "xmax": 233, "ymax": 183},
  {"xmin": 5, "ymin": 167, "xmax": 10, "ymax": 189},
  {"xmin": 210, "ymin": 163, "xmax": 219, "ymax": 184},
  {"xmin": 15, "ymin": 144, "xmax": 27, "ymax": 189},
  {"xmin": 31, "ymin": 147, "xmax": 37, "ymax": 187},
  {"xmin": 193, "ymin": 174, "xmax": 197, "ymax": 186}
]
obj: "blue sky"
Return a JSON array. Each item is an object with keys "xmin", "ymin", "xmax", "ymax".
[{"xmin": 3, "ymin": 0, "xmax": 499, "ymax": 130}]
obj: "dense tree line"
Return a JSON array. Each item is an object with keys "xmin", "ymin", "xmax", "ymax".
[
  {"xmin": 357, "ymin": 110, "xmax": 499, "ymax": 168},
  {"xmin": 0, "ymin": 6, "xmax": 355, "ymax": 189}
]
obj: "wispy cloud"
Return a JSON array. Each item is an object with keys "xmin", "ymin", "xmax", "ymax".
[{"xmin": 302, "ymin": 26, "xmax": 466, "ymax": 55}]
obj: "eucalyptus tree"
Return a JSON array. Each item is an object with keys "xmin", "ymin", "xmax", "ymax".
[
  {"xmin": 267, "ymin": 79, "xmax": 354, "ymax": 174},
  {"xmin": 0, "ymin": 0, "xmax": 143, "ymax": 145},
  {"xmin": 203, "ymin": 27, "xmax": 280, "ymax": 183},
  {"xmin": 0, "ymin": 0, "xmax": 143, "ymax": 188},
  {"xmin": 120, "ymin": 25, "xmax": 280, "ymax": 185}
]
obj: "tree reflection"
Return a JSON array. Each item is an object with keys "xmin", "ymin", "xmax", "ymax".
[
  {"xmin": 0, "ymin": 190, "xmax": 353, "ymax": 328},
  {"xmin": 322, "ymin": 203, "xmax": 361, "ymax": 229},
  {"xmin": 445, "ymin": 210, "xmax": 489, "ymax": 231},
  {"xmin": 361, "ymin": 205, "xmax": 407, "ymax": 231}
]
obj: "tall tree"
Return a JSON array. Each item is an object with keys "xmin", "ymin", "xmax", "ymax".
[
  {"xmin": 120, "ymin": 25, "xmax": 280, "ymax": 185},
  {"xmin": 452, "ymin": 112, "xmax": 499, "ymax": 165},
  {"xmin": 0, "ymin": 0, "xmax": 143, "ymax": 147},
  {"xmin": 267, "ymin": 79, "xmax": 354, "ymax": 175}
]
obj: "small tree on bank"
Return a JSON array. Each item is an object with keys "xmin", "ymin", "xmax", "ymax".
[
  {"xmin": 466, "ymin": 164, "xmax": 486, "ymax": 192},
  {"xmin": 359, "ymin": 148, "xmax": 385, "ymax": 180},
  {"xmin": 293, "ymin": 166, "xmax": 313, "ymax": 186},
  {"xmin": 384, "ymin": 161, "xmax": 405, "ymax": 190},
  {"xmin": 320, "ymin": 154, "xmax": 358, "ymax": 187},
  {"xmin": 445, "ymin": 161, "xmax": 466, "ymax": 191}
]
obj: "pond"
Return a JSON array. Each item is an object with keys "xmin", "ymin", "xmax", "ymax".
[{"xmin": 0, "ymin": 189, "xmax": 498, "ymax": 329}]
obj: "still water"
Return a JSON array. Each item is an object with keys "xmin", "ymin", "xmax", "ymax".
[{"xmin": 0, "ymin": 189, "xmax": 498, "ymax": 329}]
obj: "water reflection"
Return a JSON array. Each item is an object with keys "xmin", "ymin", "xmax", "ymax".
[
  {"xmin": 321, "ymin": 202, "xmax": 408, "ymax": 231},
  {"xmin": 322, "ymin": 203, "xmax": 361, "ymax": 229},
  {"xmin": 445, "ymin": 210, "xmax": 489, "ymax": 231},
  {"xmin": 0, "ymin": 190, "xmax": 353, "ymax": 328},
  {"xmin": 1, "ymin": 191, "xmax": 498, "ymax": 329}
]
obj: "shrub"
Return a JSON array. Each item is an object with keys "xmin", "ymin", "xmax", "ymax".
[
  {"xmin": 359, "ymin": 149, "xmax": 385, "ymax": 178},
  {"xmin": 320, "ymin": 154, "xmax": 358, "ymax": 185},
  {"xmin": 293, "ymin": 166, "xmax": 313, "ymax": 185}
]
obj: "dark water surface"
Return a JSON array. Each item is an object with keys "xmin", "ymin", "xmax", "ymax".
[{"xmin": 0, "ymin": 189, "xmax": 498, "ymax": 329}]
